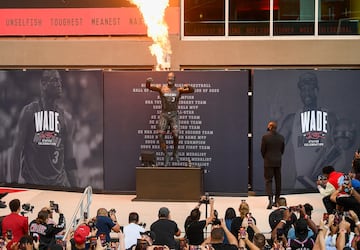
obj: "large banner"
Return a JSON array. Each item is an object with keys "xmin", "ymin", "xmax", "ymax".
[
  {"xmin": 104, "ymin": 71, "xmax": 249, "ymax": 194},
  {"xmin": 0, "ymin": 70, "xmax": 104, "ymax": 189},
  {"xmin": 252, "ymin": 70, "xmax": 360, "ymax": 193}
]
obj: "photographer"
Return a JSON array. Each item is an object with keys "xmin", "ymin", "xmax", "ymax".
[
  {"xmin": 330, "ymin": 174, "xmax": 360, "ymax": 217},
  {"xmin": 29, "ymin": 209, "xmax": 65, "ymax": 250},
  {"xmin": 95, "ymin": 208, "xmax": 121, "ymax": 243},
  {"xmin": 1, "ymin": 199, "xmax": 28, "ymax": 250},
  {"xmin": 316, "ymin": 166, "xmax": 343, "ymax": 214},
  {"xmin": 123, "ymin": 212, "xmax": 145, "ymax": 250},
  {"xmin": 184, "ymin": 196, "xmax": 215, "ymax": 246}
]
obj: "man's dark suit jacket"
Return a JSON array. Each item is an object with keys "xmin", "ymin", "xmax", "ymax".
[{"xmin": 261, "ymin": 130, "xmax": 285, "ymax": 167}]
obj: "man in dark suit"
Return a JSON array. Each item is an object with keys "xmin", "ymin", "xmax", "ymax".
[{"xmin": 261, "ymin": 121, "xmax": 285, "ymax": 209}]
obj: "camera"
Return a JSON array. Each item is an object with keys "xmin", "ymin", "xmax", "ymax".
[
  {"xmin": 50, "ymin": 201, "xmax": 59, "ymax": 213},
  {"xmin": 108, "ymin": 209, "xmax": 116, "ymax": 216},
  {"xmin": 199, "ymin": 193, "xmax": 210, "ymax": 204},
  {"xmin": 21, "ymin": 203, "xmax": 34, "ymax": 215},
  {"xmin": 6, "ymin": 230, "xmax": 12, "ymax": 240},
  {"xmin": 289, "ymin": 205, "xmax": 301, "ymax": 212},
  {"xmin": 212, "ymin": 210, "xmax": 221, "ymax": 225},
  {"xmin": 138, "ymin": 222, "xmax": 146, "ymax": 228},
  {"xmin": 88, "ymin": 220, "xmax": 97, "ymax": 229}
]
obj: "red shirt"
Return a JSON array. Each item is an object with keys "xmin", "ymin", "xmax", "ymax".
[
  {"xmin": 328, "ymin": 171, "xmax": 343, "ymax": 190},
  {"xmin": 2, "ymin": 212, "xmax": 29, "ymax": 249}
]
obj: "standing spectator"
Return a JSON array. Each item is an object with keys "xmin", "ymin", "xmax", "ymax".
[
  {"xmin": 201, "ymin": 219, "xmax": 238, "ymax": 250},
  {"xmin": 95, "ymin": 208, "xmax": 121, "ymax": 243},
  {"xmin": 123, "ymin": 212, "xmax": 145, "ymax": 250},
  {"xmin": 223, "ymin": 207, "xmax": 236, "ymax": 244},
  {"xmin": 150, "ymin": 207, "xmax": 181, "ymax": 249},
  {"xmin": 29, "ymin": 209, "xmax": 65, "ymax": 250},
  {"xmin": 230, "ymin": 200, "xmax": 257, "ymax": 242},
  {"xmin": 269, "ymin": 197, "xmax": 297, "ymax": 242},
  {"xmin": 184, "ymin": 196, "xmax": 214, "ymax": 245},
  {"xmin": 261, "ymin": 121, "xmax": 285, "ymax": 209},
  {"xmin": 1, "ymin": 199, "xmax": 28, "ymax": 250},
  {"xmin": 10, "ymin": 69, "xmax": 78, "ymax": 187}
]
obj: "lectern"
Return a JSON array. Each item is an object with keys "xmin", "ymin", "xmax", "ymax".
[{"xmin": 135, "ymin": 167, "xmax": 204, "ymax": 201}]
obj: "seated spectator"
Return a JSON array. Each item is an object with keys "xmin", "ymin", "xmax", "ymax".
[
  {"xmin": 150, "ymin": 207, "xmax": 181, "ymax": 250},
  {"xmin": 184, "ymin": 196, "xmax": 214, "ymax": 246},
  {"xmin": 316, "ymin": 166, "xmax": 343, "ymax": 214},
  {"xmin": 201, "ymin": 219, "xmax": 238, "ymax": 250},
  {"xmin": 29, "ymin": 209, "xmax": 65, "ymax": 250},
  {"xmin": 231, "ymin": 200, "xmax": 257, "ymax": 242},
  {"xmin": 123, "ymin": 212, "xmax": 145, "ymax": 250},
  {"xmin": 1, "ymin": 199, "xmax": 28, "ymax": 250},
  {"xmin": 95, "ymin": 208, "xmax": 120, "ymax": 243}
]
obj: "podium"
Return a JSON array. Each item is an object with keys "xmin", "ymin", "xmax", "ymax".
[{"xmin": 135, "ymin": 167, "xmax": 204, "ymax": 201}]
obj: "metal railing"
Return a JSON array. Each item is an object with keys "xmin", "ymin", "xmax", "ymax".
[{"xmin": 62, "ymin": 186, "xmax": 93, "ymax": 240}]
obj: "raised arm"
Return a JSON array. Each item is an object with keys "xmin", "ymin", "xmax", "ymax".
[
  {"xmin": 146, "ymin": 77, "xmax": 161, "ymax": 92},
  {"xmin": 179, "ymin": 84, "xmax": 194, "ymax": 94}
]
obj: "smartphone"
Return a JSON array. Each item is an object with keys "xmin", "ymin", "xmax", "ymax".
[
  {"xmin": 84, "ymin": 212, "xmax": 88, "ymax": 220},
  {"xmin": 239, "ymin": 227, "xmax": 246, "ymax": 239},
  {"xmin": 247, "ymin": 213, "xmax": 253, "ymax": 224},
  {"xmin": 99, "ymin": 233, "xmax": 106, "ymax": 247},
  {"xmin": 89, "ymin": 236, "xmax": 97, "ymax": 247},
  {"xmin": 6, "ymin": 230, "xmax": 12, "ymax": 240},
  {"xmin": 276, "ymin": 228, "xmax": 284, "ymax": 240},
  {"xmin": 323, "ymin": 213, "xmax": 329, "ymax": 223}
]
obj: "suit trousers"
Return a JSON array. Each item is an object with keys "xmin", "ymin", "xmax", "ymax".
[{"xmin": 264, "ymin": 166, "xmax": 281, "ymax": 198}]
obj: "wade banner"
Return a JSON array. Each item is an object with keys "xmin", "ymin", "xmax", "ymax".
[{"xmin": 0, "ymin": 7, "xmax": 179, "ymax": 36}]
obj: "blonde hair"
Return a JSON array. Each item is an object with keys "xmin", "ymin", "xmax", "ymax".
[
  {"xmin": 97, "ymin": 208, "xmax": 108, "ymax": 216},
  {"xmin": 239, "ymin": 202, "xmax": 249, "ymax": 218}
]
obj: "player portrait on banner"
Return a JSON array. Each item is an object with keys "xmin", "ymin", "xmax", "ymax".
[
  {"xmin": 0, "ymin": 70, "xmax": 104, "ymax": 189},
  {"xmin": 261, "ymin": 70, "xmax": 359, "ymax": 190}
]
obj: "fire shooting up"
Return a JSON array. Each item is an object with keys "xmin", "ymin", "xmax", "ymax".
[{"xmin": 129, "ymin": 0, "xmax": 172, "ymax": 71}]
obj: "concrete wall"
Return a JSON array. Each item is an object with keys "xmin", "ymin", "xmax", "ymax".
[{"xmin": 0, "ymin": 35, "xmax": 359, "ymax": 69}]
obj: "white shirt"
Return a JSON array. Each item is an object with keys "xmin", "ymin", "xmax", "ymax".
[{"xmin": 123, "ymin": 223, "xmax": 145, "ymax": 249}]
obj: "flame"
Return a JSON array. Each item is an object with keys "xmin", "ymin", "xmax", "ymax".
[{"xmin": 130, "ymin": 0, "xmax": 172, "ymax": 71}]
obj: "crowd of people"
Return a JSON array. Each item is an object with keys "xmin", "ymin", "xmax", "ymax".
[{"xmin": 1, "ymin": 152, "xmax": 360, "ymax": 250}]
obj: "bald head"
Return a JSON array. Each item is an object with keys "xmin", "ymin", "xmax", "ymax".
[{"xmin": 267, "ymin": 121, "xmax": 277, "ymax": 131}]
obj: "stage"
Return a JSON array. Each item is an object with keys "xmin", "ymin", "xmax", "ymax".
[{"xmin": 0, "ymin": 187, "xmax": 325, "ymax": 236}]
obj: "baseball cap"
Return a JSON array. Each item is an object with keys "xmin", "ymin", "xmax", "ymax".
[
  {"xmin": 158, "ymin": 207, "xmax": 169, "ymax": 217},
  {"xmin": 74, "ymin": 225, "xmax": 90, "ymax": 245},
  {"xmin": 140, "ymin": 231, "xmax": 156, "ymax": 241}
]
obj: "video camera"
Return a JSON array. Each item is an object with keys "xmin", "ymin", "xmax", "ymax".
[
  {"xmin": 199, "ymin": 193, "xmax": 210, "ymax": 205},
  {"xmin": 21, "ymin": 203, "xmax": 34, "ymax": 215},
  {"xmin": 50, "ymin": 201, "xmax": 59, "ymax": 213}
]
